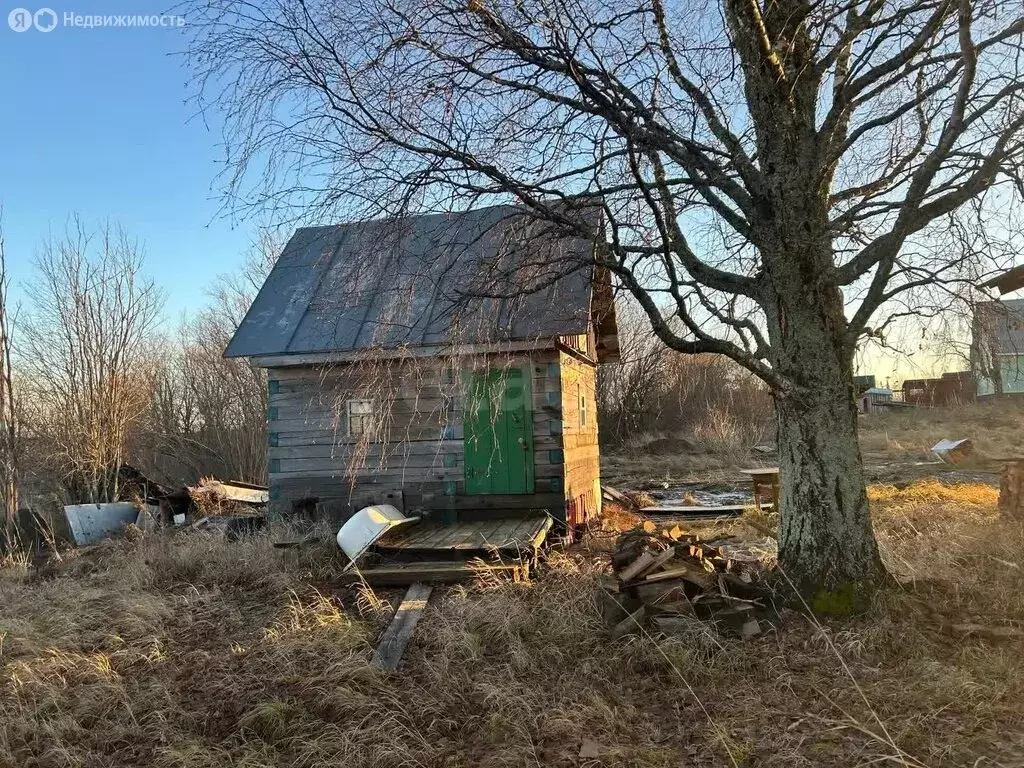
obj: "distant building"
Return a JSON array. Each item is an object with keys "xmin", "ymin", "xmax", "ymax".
[
  {"xmin": 972, "ymin": 298, "xmax": 1024, "ymax": 396},
  {"xmin": 858, "ymin": 387, "xmax": 893, "ymax": 414},
  {"xmin": 903, "ymin": 371, "xmax": 975, "ymax": 406},
  {"xmin": 853, "ymin": 374, "xmax": 877, "ymax": 394}
]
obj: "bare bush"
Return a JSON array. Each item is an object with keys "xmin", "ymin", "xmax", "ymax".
[
  {"xmin": 133, "ymin": 234, "xmax": 277, "ymax": 486},
  {"xmin": 599, "ymin": 304, "xmax": 772, "ymax": 452},
  {"xmin": 18, "ymin": 219, "xmax": 164, "ymax": 503}
]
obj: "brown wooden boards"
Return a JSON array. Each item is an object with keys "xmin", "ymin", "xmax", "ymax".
[
  {"xmin": 372, "ymin": 583, "xmax": 433, "ymax": 672},
  {"xmin": 375, "ymin": 515, "xmax": 553, "ymax": 553}
]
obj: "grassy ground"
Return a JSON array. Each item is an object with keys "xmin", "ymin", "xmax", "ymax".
[
  {"xmin": 2, "ymin": 474, "xmax": 1024, "ymax": 766},
  {"xmin": 604, "ymin": 400, "xmax": 1024, "ymax": 490}
]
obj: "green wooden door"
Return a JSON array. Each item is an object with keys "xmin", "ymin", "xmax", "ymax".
[{"xmin": 464, "ymin": 367, "xmax": 534, "ymax": 494}]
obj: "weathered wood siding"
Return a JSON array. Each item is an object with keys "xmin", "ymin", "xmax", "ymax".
[
  {"xmin": 558, "ymin": 350, "xmax": 601, "ymax": 527},
  {"xmin": 266, "ymin": 353, "xmax": 569, "ymax": 522}
]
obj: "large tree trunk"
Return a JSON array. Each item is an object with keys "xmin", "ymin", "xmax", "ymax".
[
  {"xmin": 766, "ymin": 268, "xmax": 886, "ymax": 604},
  {"xmin": 775, "ymin": 381, "xmax": 884, "ymax": 604}
]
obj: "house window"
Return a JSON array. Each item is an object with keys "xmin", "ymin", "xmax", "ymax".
[
  {"xmin": 347, "ymin": 399, "xmax": 375, "ymax": 437},
  {"xmin": 578, "ymin": 385, "xmax": 587, "ymax": 427}
]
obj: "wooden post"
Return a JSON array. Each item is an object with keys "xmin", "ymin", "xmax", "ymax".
[
  {"xmin": 998, "ymin": 459, "xmax": 1024, "ymax": 519},
  {"xmin": 741, "ymin": 468, "xmax": 781, "ymax": 510}
]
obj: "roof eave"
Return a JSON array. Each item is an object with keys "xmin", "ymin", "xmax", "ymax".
[{"xmin": 246, "ymin": 339, "xmax": 559, "ymax": 368}]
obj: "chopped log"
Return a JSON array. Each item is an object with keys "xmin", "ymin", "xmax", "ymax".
[
  {"xmin": 719, "ymin": 572, "xmax": 771, "ymax": 601},
  {"xmin": 711, "ymin": 605, "xmax": 757, "ymax": 636},
  {"xmin": 609, "ymin": 523, "xmax": 776, "ymax": 638},
  {"xmin": 999, "ymin": 460, "xmax": 1024, "ymax": 519},
  {"xmin": 662, "ymin": 525, "xmax": 685, "ymax": 541},
  {"xmin": 600, "ymin": 590, "xmax": 628, "ymax": 628},
  {"xmin": 610, "ymin": 605, "xmax": 646, "ymax": 640},
  {"xmin": 640, "ymin": 565, "xmax": 716, "ymax": 591},
  {"xmin": 739, "ymin": 617, "xmax": 762, "ymax": 638},
  {"xmin": 611, "ymin": 538, "xmax": 645, "ymax": 569},
  {"xmin": 656, "ymin": 599, "xmax": 696, "ymax": 616},
  {"xmin": 618, "ymin": 550, "xmax": 657, "ymax": 582},
  {"xmin": 632, "ymin": 579, "xmax": 692, "ymax": 603},
  {"xmin": 634, "ymin": 546, "xmax": 677, "ymax": 579}
]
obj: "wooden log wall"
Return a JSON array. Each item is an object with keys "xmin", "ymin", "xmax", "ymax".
[
  {"xmin": 265, "ymin": 352, "xmax": 571, "ymax": 522},
  {"xmin": 558, "ymin": 350, "xmax": 602, "ymax": 528}
]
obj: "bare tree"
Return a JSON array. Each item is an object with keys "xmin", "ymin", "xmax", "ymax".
[
  {"xmin": 598, "ymin": 301, "xmax": 772, "ymax": 448},
  {"xmin": 19, "ymin": 219, "xmax": 164, "ymax": 503},
  {"xmin": 185, "ymin": 0, "xmax": 1024, "ymax": 595},
  {"xmin": 0, "ymin": 213, "xmax": 20, "ymax": 546},
  {"xmin": 136, "ymin": 232, "xmax": 277, "ymax": 485}
]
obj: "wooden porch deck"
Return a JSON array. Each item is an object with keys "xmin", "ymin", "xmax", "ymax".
[
  {"xmin": 374, "ymin": 515, "xmax": 553, "ymax": 555},
  {"xmin": 344, "ymin": 515, "xmax": 554, "ymax": 586}
]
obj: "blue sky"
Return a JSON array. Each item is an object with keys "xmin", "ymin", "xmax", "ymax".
[
  {"xmin": 0, "ymin": 2, "xmax": 252, "ymax": 319},
  {"xmin": 0, "ymin": 3, "xmax": 955, "ymax": 380}
]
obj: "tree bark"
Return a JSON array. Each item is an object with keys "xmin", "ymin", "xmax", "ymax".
[
  {"xmin": 767, "ymin": 272, "xmax": 886, "ymax": 602},
  {"xmin": 775, "ymin": 385, "xmax": 884, "ymax": 603}
]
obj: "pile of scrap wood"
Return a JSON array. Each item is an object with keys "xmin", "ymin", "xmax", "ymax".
[
  {"xmin": 601, "ymin": 524, "xmax": 778, "ymax": 640},
  {"xmin": 187, "ymin": 478, "xmax": 269, "ymax": 515}
]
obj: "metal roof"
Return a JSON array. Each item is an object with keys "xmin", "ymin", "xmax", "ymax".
[{"xmin": 225, "ymin": 205, "xmax": 599, "ymax": 359}]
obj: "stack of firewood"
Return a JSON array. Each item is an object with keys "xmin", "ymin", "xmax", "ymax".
[{"xmin": 601, "ymin": 524, "xmax": 777, "ymax": 640}]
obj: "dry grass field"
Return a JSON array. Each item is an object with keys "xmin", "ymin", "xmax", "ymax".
[
  {"xmin": 604, "ymin": 399, "xmax": 1024, "ymax": 490},
  {"xmin": 2, "ymin": 464, "xmax": 1024, "ymax": 766}
]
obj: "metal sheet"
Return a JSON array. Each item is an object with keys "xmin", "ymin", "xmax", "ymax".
[
  {"xmin": 336, "ymin": 504, "xmax": 420, "ymax": 567},
  {"xmin": 64, "ymin": 502, "xmax": 141, "ymax": 546},
  {"xmin": 225, "ymin": 204, "xmax": 599, "ymax": 359}
]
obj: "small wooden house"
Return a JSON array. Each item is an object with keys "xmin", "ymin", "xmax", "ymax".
[{"xmin": 225, "ymin": 204, "xmax": 618, "ymax": 533}]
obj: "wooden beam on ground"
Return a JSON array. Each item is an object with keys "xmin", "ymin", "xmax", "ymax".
[
  {"xmin": 372, "ymin": 583, "xmax": 433, "ymax": 672},
  {"xmin": 602, "ymin": 485, "xmax": 632, "ymax": 506},
  {"xmin": 639, "ymin": 503, "xmax": 773, "ymax": 515},
  {"xmin": 342, "ymin": 559, "xmax": 526, "ymax": 586}
]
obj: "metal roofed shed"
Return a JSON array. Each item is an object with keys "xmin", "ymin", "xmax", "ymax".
[
  {"xmin": 858, "ymin": 386, "xmax": 893, "ymax": 414},
  {"xmin": 225, "ymin": 203, "xmax": 619, "ymax": 543}
]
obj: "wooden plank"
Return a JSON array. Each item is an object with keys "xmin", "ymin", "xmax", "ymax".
[
  {"xmin": 480, "ymin": 519, "xmax": 516, "ymax": 548},
  {"xmin": 381, "ymin": 521, "xmax": 430, "ymax": 548},
  {"xmin": 372, "ymin": 583, "xmax": 433, "ymax": 672},
  {"xmin": 404, "ymin": 492, "xmax": 565, "ymax": 511},
  {"xmin": 374, "ymin": 517, "xmax": 551, "ymax": 553},
  {"xmin": 530, "ymin": 516, "xmax": 554, "ymax": 548},
  {"xmin": 344, "ymin": 560, "xmax": 524, "ymax": 586},
  {"xmin": 258, "ymin": 342, "xmax": 557, "ymax": 367},
  {"xmin": 619, "ymin": 551, "xmax": 656, "ymax": 582},
  {"xmin": 635, "ymin": 546, "xmax": 678, "ymax": 578},
  {"xmin": 639, "ymin": 503, "xmax": 771, "ymax": 514}
]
